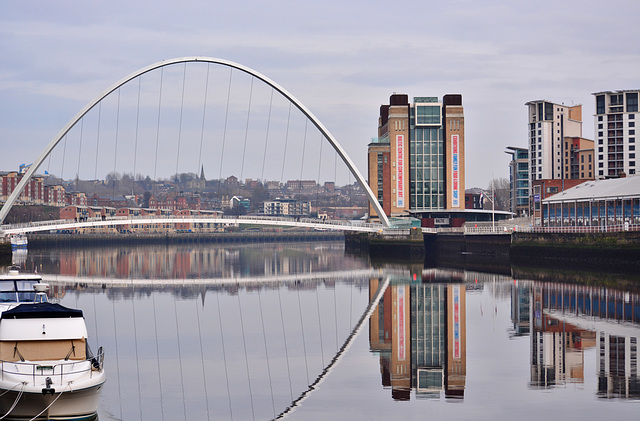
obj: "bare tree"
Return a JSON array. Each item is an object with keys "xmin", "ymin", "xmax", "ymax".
[{"xmin": 486, "ymin": 177, "xmax": 510, "ymax": 211}]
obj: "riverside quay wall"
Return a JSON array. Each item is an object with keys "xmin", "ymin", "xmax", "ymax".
[
  {"xmin": 24, "ymin": 231, "xmax": 344, "ymax": 248},
  {"xmin": 347, "ymin": 229, "xmax": 640, "ymax": 273},
  {"xmin": 511, "ymin": 231, "xmax": 640, "ymax": 272}
]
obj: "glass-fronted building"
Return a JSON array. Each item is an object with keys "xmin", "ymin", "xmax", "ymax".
[
  {"xmin": 368, "ymin": 94, "xmax": 469, "ymax": 227},
  {"xmin": 506, "ymin": 146, "xmax": 530, "ymax": 217}
]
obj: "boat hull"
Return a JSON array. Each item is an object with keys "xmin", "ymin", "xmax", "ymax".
[{"xmin": 0, "ymin": 382, "xmax": 103, "ymax": 420}]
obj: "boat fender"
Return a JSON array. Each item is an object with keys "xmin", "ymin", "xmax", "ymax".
[{"xmin": 41, "ymin": 377, "xmax": 55, "ymax": 395}]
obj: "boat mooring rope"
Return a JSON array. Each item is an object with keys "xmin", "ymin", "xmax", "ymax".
[
  {"xmin": 28, "ymin": 384, "xmax": 71, "ymax": 421},
  {"xmin": 0, "ymin": 382, "xmax": 26, "ymax": 420}
]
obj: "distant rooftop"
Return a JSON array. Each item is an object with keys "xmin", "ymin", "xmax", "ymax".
[{"xmin": 543, "ymin": 175, "xmax": 640, "ymax": 203}]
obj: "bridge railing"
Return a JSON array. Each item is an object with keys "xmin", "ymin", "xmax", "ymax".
[
  {"xmin": 514, "ymin": 224, "xmax": 640, "ymax": 234},
  {"xmin": 2, "ymin": 213, "xmax": 387, "ymax": 234}
]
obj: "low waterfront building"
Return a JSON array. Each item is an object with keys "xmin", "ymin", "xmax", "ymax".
[{"xmin": 539, "ymin": 175, "xmax": 640, "ymax": 227}]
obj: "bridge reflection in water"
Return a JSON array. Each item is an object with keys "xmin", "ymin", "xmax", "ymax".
[{"xmin": 13, "ymin": 243, "xmax": 640, "ymax": 420}]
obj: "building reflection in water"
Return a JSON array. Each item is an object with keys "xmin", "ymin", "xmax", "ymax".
[
  {"xmin": 369, "ymin": 271, "xmax": 466, "ymax": 401},
  {"xmin": 513, "ymin": 280, "xmax": 640, "ymax": 399},
  {"xmin": 26, "ymin": 242, "xmax": 363, "ymax": 280}
]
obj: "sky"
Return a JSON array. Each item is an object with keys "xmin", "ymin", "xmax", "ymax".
[{"xmin": 1, "ymin": 0, "xmax": 639, "ymax": 189}]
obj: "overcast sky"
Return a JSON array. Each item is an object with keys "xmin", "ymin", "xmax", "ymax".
[{"xmin": 1, "ymin": 0, "xmax": 639, "ymax": 189}]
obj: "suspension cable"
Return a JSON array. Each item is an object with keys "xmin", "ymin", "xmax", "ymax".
[
  {"xmin": 261, "ymin": 89, "xmax": 274, "ymax": 181},
  {"xmin": 258, "ymin": 288, "xmax": 276, "ymax": 418},
  {"xmin": 197, "ymin": 64, "xmax": 211, "ymax": 185},
  {"xmin": 76, "ymin": 119, "xmax": 83, "ymax": 190},
  {"xmin": 277, "ymin": 286, "xmax": 294, "ymax": 401},
  {"xmin": 316, "ymin": 285, "xmax": 325, "ymax": 367},
  {"xmin": 219, "ymin": 68, "xmax": 233, "ymax": 181},
  {"xmin": 92, "ymin": 101, "xmax": 102, "ymax": 198},
  {"xmin": 315, "ymin": 133, "xmax": 323, "ymax": 215},
  {"xmin": 237, "ymin": 291, "xmax": 256, "ymax": 421},
  {"xmin": 240, "ymin": 78, "xmax": 254, "ymax": 182},
  {"xmin": 280, "ymin": 102, "xmax": 292, "ymax": 185},
  {"xmin": 60, "ymin": 134, "xmax": 67, "ymax": 180},
  {"xmin": 112, "ymin": 293, "xmax": 123, "ymax": 420},
  {"xmin": 152, "ymin": 292, "xmax": 165, "ymax": 421},
  {"xmin": 175, "ymin": 62, "xmax": 187, "ymax": 183},
  {"xmin": 133, "ymin": 77, "xmax": 141, "ymax": 195},
  {"xmin": 153, "ymin": 67, "xmax": 164, "ymax": 186},
  {"xmin": 174, "ymin": 297, "xmax": 187, "ymax": 420},
  {"xmin": 297, "ymin": 285, "xmax": 310, "ymax": 385},
  {"xmin": 195, "ymin": 296, "xmax": 211, "ymax": 419},
  {"xmin": 216, "ymin": 291, "xmax": 234, "ymax": 420},
  {"xmin": 112, "ymin": 88, "xmax": 121, "ymax": 197},
  {"xmin": 132, "ymin": 284, "xmax": 144, "ymax": 420}
]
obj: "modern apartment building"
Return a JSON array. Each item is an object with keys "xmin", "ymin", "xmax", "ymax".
[
  {"xmin": 593, "ymin": 90, "xmax": 640, "ymax": 178},
  {"xmin": 505, "ymin": 146, "xmax": 529, "ymax": 217},
  {"xmin": 368, "ymin": 94, "xmax": 466, "ymax": 226},
  {"xmin": 525, "ymin": 100, "xmax": 583, "ymax": 182}
]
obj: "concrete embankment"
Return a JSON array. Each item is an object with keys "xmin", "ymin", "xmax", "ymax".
[
  {"xmin": 26, "ymin": 231, "xmax": 344, "ymax": 248},
  {"xmin": 347, "ymin": 229, "xmax": 640, "ymax": 273},
  {"xmin": 511, "ymin": 231, "xmax": 640, "ymax": 272}
]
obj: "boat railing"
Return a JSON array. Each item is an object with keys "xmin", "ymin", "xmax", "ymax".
[{"xmin": 0, "ymin": 348, "xmax": 104, "ymax": 386}]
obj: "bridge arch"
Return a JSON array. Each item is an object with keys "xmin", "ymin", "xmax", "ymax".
[{"xmin": 0, "ymin": 57, "xmax": 389, "ymax": 227}]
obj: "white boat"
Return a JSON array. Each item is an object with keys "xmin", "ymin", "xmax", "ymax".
[
  {"xmin": 9, "ymin": 235, "xmax": 27, "ymax": 250},
  {"xmin": 0, "ymin": 269, "xmax": 105, "ymax": 420}
]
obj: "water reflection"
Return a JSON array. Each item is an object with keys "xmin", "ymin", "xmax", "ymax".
[
  {"xmin": 369, "ymin": 279, "xmax": 466, "ymax": 400},
  {"xmin": 6, "ymin": 243, "xmax": 640, "ymax": 420},
  {"xmin": 514, "ymin": 281, "xmax": 640, "ymax": 398}
]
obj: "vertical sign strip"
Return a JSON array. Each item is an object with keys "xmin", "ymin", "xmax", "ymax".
[
  {"xmin": 452, "ymin": 134, "xmax": 459, "ymax": 208},
  {"xmin": 396, "ymin": 135, "xmax": 404, "ymax": 208},
  {"xmin": 397, "ymin": 285, "xmax": 406, "ymax": 361},
  {"xmin": 453, "ymin": 285, "xmax": 460, "ymax": 359}
]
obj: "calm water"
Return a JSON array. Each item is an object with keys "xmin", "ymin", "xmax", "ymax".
[{"xmin": 11, "ymin": 242, "xmax": 640, "ymax": 420}]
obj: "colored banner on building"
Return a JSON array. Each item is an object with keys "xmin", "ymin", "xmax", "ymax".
[
  {"xmin": 396, "ymin": 135, "xmax": 404, "ymax": 208},
  {"xmin": 397, "ymin": 285, "xmax": 406, "ymax": 361},
  {"xmin": 453, "ymin": 285, "xmax": 460, "ymax": 359},
  {"xmin": 452, "ymin": 134, "xmax": 460, "ymax": 207}
]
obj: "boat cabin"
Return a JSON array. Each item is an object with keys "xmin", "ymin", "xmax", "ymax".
[{"xmin": 0, "ymin": 303, "xmax": 88, "ymax": 362}]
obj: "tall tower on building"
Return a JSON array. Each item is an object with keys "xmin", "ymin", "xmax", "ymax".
[
  {"xmin": 525, "ymin": 100, "xmax": 583, "ymax": 182},
  {"xmin": 593, "ymin": 90, "xmax": 639, "ymax": 178},
  {"xmin": 368, "ymin": 94, "xmax": 465, "ymax": 222}
]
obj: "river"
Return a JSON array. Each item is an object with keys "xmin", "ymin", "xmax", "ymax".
[{"xmin": 10, "ymin": 241, "xmax": 640, "ymax": 420}]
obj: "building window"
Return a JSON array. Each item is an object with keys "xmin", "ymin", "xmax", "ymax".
[
  {"xmin": 598, "ymin": 116, "xmax": 603, "ymax": 121},
  {"xmin": 630, "ymin": 114, "xmax": 635, "ymax": 119},
  {"xmin": 598, "ymin": 131, "xmax": 603, "ymax": 137},
  {"xmin": 630, "ymin": 122, "xmax": 636, "ymax": 128},
  {"xmin": 627, "ymin": 92, "xmax": 638, "ymax": 113},
  {"xmin": 415, "ymin": 105, "xmax": 441, "ymax": 125},
  {"xmin": 596, "ymin": 95, "xmax": 605, "ymax": 114},
  {"xmin": 598, "ymin": 123, "xmax": 603, "ymax": 129},
  {"xmin": 598, "ymin": 147, "xmax": 603, "ymax": 152},
  {"xmin": 631, "ymin": 130, "xmax": 636, "ymax": 135},
  {"xmin": 631, "ymin": 145, "xmax": 636, "ymax": 151},
  {"xmin": 630, "ymin": 153, "xmax": 636, "ymax": 159}
]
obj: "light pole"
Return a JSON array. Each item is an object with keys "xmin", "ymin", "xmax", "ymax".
[{"xmin": 481, "ymin": 180, "xmax": 496, "ymax": 232}]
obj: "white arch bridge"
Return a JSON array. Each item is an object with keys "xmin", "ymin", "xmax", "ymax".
[
  {"xmin": 0, "ymin": 57, "xmax": 391, "ymax": 231},
  {"xmin": 1, "ymin": 214, "xmax": 393, "ymax": 235}
]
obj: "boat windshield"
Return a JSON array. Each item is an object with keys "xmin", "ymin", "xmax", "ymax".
[{"xmin": 0, "ymin": 280, "xmax": 38, "ymax": 303}]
